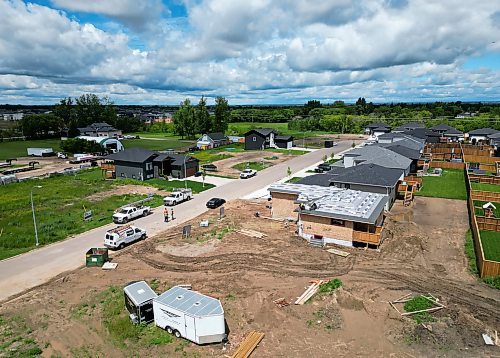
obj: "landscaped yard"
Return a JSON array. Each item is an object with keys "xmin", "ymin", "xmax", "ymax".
[
  {"xmin": 122, "ymin": 178, "xmax": 214, "ymax": 194},
  {"xmin": 122, "ymin": 138, "xmax": 193, "ymax": 151},
  {"xmin": 0, "ymin": 169, "xmax": 172, "ymax": 260},
  {"xmin": 473, "ymin": 200, "xmax": 500, "ymax": 217},
  {"xmin": 479, "ymin": 230, "xmax": 500, "ymax": 262},
  {"xmin": 0, "ymin": 139, "xmax": 62, "ymax": 160},
  {"xmin": 415, "ymin": 169, "xmax": 467, "ymax": 200},
  {"xmin": 471, "ymin": 182, "xmax": 500, "ymax": 192},
  {"xmin": 232, "ymin": 161, "xmax": 273, "ymax": 171}
]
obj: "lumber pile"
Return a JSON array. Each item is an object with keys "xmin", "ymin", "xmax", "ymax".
[
  {"xmin": 327, "ymin": 248, "xmax": 350, "ymax": 257},
  {"xmin": 231, "ymin": 331, "xmax": 265, "ymax": 358},
  {"xmin": 273, "ymin": 297, "xmax": 289, "ymax": 308},
  {"xmin": 294, "ymin": 280, "xmax": 325, "ymax": 305},
  {"xmin": 389, "ymin": 293, "xmax": 446, "ymax": 316},
  {"xmin": 236, "ymin": 229, "xmax": 267, "ymax": 239}
]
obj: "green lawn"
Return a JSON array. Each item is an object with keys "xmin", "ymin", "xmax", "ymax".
[
  {"xmin": 285, "ymin": 177, "xmax": 303, "ymax": 183},
  {"xmin": 479, "ymin": 230, "xmax": 500, "ymax": 262},
  {"xmin": 232, "ymin": 161, "xmax": 273, "ymax": 171},
  {"xmin": 415, "ymin": 169, "xmax": 467, "ymax": 200},
  {"xmin": 471, "ymin": 182, "xmax": 500, "ymax": 192},
  {"xmin": 191, "ymin": 152, "xmax": 233, "ymax": 164},
  {"xmin": 122, "ymin": 138, "xmax": 194, "ymax": 151},
  {"xmin": 0, "ymin": 139, "xmax": 62, "ymax": 160},
  {"xmin": 464, "ymin": 230, "xmax": 478, "ymax": 275},
  {"xmin": 227, "ymin": 122, "xmax": 327, "ymax": 137},
  {"xmin": 474, "ymin": 201, "xmax": 500, "ymax": 217},
  {"xmin": 0, "ymin": 169, "xmax": 166, "ymax": 260}
]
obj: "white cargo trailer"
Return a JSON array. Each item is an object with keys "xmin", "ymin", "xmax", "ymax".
[
  {"xmin": 27, "ymin": 148, "xmax": 54, "ymax": 157},
  {"xmin": 153, "ymin": 286, "xmax": 226, "ymax": 344}
]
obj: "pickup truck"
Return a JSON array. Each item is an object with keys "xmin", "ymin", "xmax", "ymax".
[
  {"xmin": 240, "ymin": 169, "xmax": 257, "ymax": 179},
  {"xmin": 112, "ymin": 205, "xmax": 150, "ymax": 224},
  {"xmin": 163, "ymin": 188, "xmax": 193, "ymax": 206},
  {"xmin": 104, "ymin": 225, "xmax": 146, "ymax": 249}
]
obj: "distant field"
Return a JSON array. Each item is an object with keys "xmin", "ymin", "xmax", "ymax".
[
  {"xmin": 227, "ymin": 122, "xmax": 327, "ymax": 137},
  {"xmin": 415, "ymin": 169, "xmax": 467, "ymax": 200},
  {"xmin": 0, "ymin": 139, "xmax": 62, "ymax": 160}
]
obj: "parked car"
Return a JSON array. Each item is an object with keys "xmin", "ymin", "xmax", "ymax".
[
  {"xmin": 104, "ymin": 225, "xmax": 147, "ymax": 249},
  {"xmin": 240, "ymin": 169, "xmax": 257, "ymax": 179},
  {"xmin": 57, "ymin": 152, "xmax": 68, "ymax": 159},
  {"xmin": 112, "ymin": 205, "xmax": 151, "ymax": 224},
  {"xmin": 163, "ymin": 188, "xmax": 193, "ymax": 206},
  {"xmin": 314, "ymin": 163, "xmax": 332, "ymax": 173},
  {"xmin": 206, "ymin": 198, "xmax": 226, "ymax": 209},
  {"xmin": 201, "ymin": 163, "xmax": 217, "ymax": 172},
  {"xmin": 194, "ymin": 171, "xmax": 203, "ymax": 177}
]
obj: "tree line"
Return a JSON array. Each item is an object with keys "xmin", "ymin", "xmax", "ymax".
[{"xmin": 173, "ymin": 96, "xmax": 230, "ymax": 138}]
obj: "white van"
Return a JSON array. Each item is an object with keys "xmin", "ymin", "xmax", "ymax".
[{"xmin": 104, "ymin": 225, "xmax": 146, "ymax": 249}]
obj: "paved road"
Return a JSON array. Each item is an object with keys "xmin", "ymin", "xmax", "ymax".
[{"xmin": 0, "ymin": 141, "xmax": 353, "ymax": 302}]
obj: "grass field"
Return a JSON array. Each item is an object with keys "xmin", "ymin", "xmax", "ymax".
[
  {"xmin": 0, "ymin": 169, "xmax": 169, "ymax": 260},
  {"xmin": 471, "ymin": 182, "xmax": 500, "ymax": 192},
  {"xmin": 227, "ymin": 122, "xmax": 327, "ymax": 137},
  {"xmin": 191, "ymin": 152, "xmax": 233, "ymax": 164},
  {"xmin": 0, "ymin": 139, "xmax": 62, "ymax": 160},
  {"xmin": 479, "ymin": 230, "xmax": 500, "ymax": 262},
  {"xmin": 122, "ymin": 138, "xmax": 194, "ymax": 151},
  {"xmin": 415, "ymin": 169, "xmax": 467, "ymax": 200},
  {"xmin": 122, "ymin": 178, "xmax": 214, "ymax": 194}
]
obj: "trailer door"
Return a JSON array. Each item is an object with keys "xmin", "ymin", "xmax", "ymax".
[{"xmin": 185, "ymin": 315, "xmax": 196, "ymax": 342}]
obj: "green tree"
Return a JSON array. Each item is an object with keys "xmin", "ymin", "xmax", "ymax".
[
  {"xmin": 213, "ymin": 96, "xmax": 229, "ymax": 133},
  {"xmin": 60, "ymin": 138, "xmax": 103, "ymax": 154},
  {"xmin": 173, "ymin": 99, "xmax": 196, "ymax": 138},
  {"xmin": 18, "ymin": 114, "xmax": 63, "ymax": 139},
  {"xmin": 75, "ymin": 94, "xmax": 116, "ymax": 127},
  {"xmin": 195, "ymin": 96, "xmax": 212, "ymax": 134}
]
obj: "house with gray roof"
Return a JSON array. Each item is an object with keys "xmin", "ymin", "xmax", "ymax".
[
  {"xmin": 468, "ymin": 128, "xmax": 499, "ymax": 144},
  {"xmin": 105, "ymin": 147, "xmax": 199, "ymax": 180},
  {"xmin": 365, "ymin": 122, "xmax": 390, "ymax": 136},
  {"xmin": 78, "ymin": 122, "xmax": 122, "ymax": 137},
  {"xmin": 336, "ymin": 146, "xmax": 412, "ymax": 175},
  {"xmin": 393, "ymin": 122, "xmax": 425, "ymax": 133},
  {"xmin": 196, "ymin": 132, "xmax": 230, "ymax": 150},
  {"xmin": 268, "ymin": 183, "xmax": 387, "ymax": 248},
  {"xmin": 430, "ymin": 124, "xmax": 464, "ymax": 142},
  {"xmin": 297, "ymin": 164, "xmax": 403, "ymax": 210},
  {"xmin": 244, "ymin": 128, "xmax": 277, "ymax": 150},
  {"xmin": 403, "ymin": 128, "xmax": 441, "ymax": 143}
]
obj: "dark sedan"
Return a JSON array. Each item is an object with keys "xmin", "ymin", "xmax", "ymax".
[{"xmin": 206, "ymin": 198, "xmax": 226, "ymax": 209}]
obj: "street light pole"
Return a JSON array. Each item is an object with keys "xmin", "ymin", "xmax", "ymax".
[
  {"xmin": 184, "ymin": 155, "xmax": 187, "ymax": 189},
  {"xmin": 30, "ymin": 185, "xmax": 42, "ymax": 246}
]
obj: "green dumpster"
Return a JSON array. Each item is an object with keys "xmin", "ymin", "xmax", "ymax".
[{"xmin": 85, "ymin": 247, "xmax": 109, "ymax": 267}]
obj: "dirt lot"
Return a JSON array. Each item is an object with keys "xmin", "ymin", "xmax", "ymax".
[
  {"xmin": 3, "ymin": 156, "xmax": 86, "ymax": 179},
  {"xmin": 211, "ymin": 151, "xmax": 295, "ymax": 178},
  {"xmin": 1, "ymin": 197, "xmax": 499, "ymax": 357}
]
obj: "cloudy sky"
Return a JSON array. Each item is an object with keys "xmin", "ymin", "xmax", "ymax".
[{"xmin": 0, "ymin": 0, "xmax": 499, "ymax": 105}]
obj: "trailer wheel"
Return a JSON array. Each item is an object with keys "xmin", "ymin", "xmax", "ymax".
[
  {"xmin": 174, "ymin": 330, "xmax": 181, "ymax": 338},
  {"xmin": 166, "ymin": 326, "xmax": 173, "ymax": 334}
]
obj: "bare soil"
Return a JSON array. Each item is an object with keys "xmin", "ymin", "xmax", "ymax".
[
  {"xmin": 9, "ymin": 156, "xmax": 83, "ymax": 179},
  {"xmin": 1, "ymin": 197, "xmax": 499, "ymax": 357},
  {"xmin": 212, "ymin": 151, "xmax": 295, "ymax": 178},
  {"xmin": 86, "ymin": 184, "xmax": 170, "ymax": 202}
]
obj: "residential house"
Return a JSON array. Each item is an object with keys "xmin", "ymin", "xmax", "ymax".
[
  {"xmin": 297, "ymin": 164, "xmax": 403, "ymax": 210},
  {"xmin": 487, "ymin": 132, "xmax": 500, "ymax": 150},
  {"xmin": 392, "ymin": 122, "xmax": 424, "ymax": 133},
  {"xmin": 334, "ymin": 146, "xmax": 412, "ymax": 175},
  {"xmin": 274, "ymin": 135, "xmax": 294, "ymax": 149},
  {"xmin": 402, "ymin": 128, "xmax": 442, "ymax": 143},
  {"xmin": 196, "ymin": 132, "xmax": 229, "ymax": 150},
  {"xmin": 244, "ymin": 128, "xmax": 276, "ymax": 150},
  {"xmin": 365, "ymin": 122, "xmax": 390, "ymax": 136},
  {"xmin": 377, "ymin": 143, "xmax": 422, "ymax": 173},
  {"xmin": 2, "ymin": 112, "xmax": 24, "ymax": 121},
  {"xmin": 430, "ymin": 124, "xmax": 464, "ymax": 142},
  {"xmin": 467, "ymin": 128, "xmax": 500, "ymax": 144},
  {"xmin": 78, "ymin": 122, "xmax": 122, "ymax": 137},
  {"xmin": 104, "ymin": 147, "xmax": 199, "ymax": 180},
  {"xmin": 268, "ymin": 183, "xmax": 387, "ymax": 247}
]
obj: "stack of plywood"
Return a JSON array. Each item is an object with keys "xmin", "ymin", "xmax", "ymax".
[
  {"xmin": 237, "ymin": 229, "xmax": 267, "ymax": 239},
  {"xmin": 231, "ymin": 331, "xmax": 265, "ymax": 358},
  {"xmin": 294, "ymin": 280, "xmax": 325, "ymax": 305}
]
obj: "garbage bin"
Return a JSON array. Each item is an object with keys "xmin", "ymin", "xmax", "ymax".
[{"xmin": 85, "ymin": 247, "xmax": 109, "ymax": 267}]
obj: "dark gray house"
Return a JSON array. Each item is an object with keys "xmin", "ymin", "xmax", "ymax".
[
  {"xmin": 365, "ymin": 122, "xmax": 390, "ymax": 135},
  {"xmin": 392, "ymin": 122, "xmax": 424, "ymax": 133},
  {"xmin": 244, "ymin": 128, "xmax": 276, "ymax": 150},
  {"xmin": 105, "ymin": 147, "xmax": 199, "ymax": 180},
  {"xmin": 297, "ymin": 164, "xmax": 403, "ymax": 210},
  {"xmin": 275, "ymin": 135, "xmax": 294, "ymax": 149},
  {"xmin": 78, "ymin": 122, "xmax": 122, "ymax": 137},
  {"xmin": 196, "ymin": 132, "xmax": 229, "ymax": 149}
]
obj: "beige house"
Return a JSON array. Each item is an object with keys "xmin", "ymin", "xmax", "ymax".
[{"xmin": 268, "ymin": 183, "xmax": 387, "ymax": 248}]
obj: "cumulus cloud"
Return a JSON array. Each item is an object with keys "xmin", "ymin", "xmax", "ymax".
[
  {"xmin": 50, "ymin": 0, "xmax": 168, "ymax": 32},
  {"xmin": 0, "ymin": 0, "xmax": 499, "ymax": 104}
]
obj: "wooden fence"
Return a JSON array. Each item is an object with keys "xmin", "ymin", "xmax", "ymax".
[
  {"xmin": 465, "ymin": 170, "xmax": 500, "ymax": 278},
  {"xmin": 469, "ymin": 174, "xmax": 500, "ymax": 185},
  {"xmin": 476, "ymin": 216, "xmax": 500, "ymax": 232},
  {"xmin": 429, "ymin": 161, "xmax": 465, "ymax": 170},
  {"xmin": 464, "ymin": 155, "xmax": 499, "ymax": 164},
  {"xmin": 470, "ymin": 190, "xmax": 500, "ymax": 202}
]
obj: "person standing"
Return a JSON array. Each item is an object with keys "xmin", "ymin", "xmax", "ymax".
[
  {"xmin": 164, "ymin": 207, "xmax": 169, "ymax": 222},
  {"xmin": 171, "ymin": 208, "xmax": 175, "ymax": 220}
]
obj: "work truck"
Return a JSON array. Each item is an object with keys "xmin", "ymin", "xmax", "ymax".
[
  {"xmin": 104, "ymin": 225, "xmax": 147, "ymax": 249},
  {"xmin": 163, "ymin": 188, "xmax": 193, "ymax": 206},
  {"xmin": 112, "ymin": 205, "xmax": 151, "ymax": 224}
]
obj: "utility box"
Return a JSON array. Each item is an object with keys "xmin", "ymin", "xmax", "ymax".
[{"xmin": 85, "ymin": 247, "xmax": 109, "ymax": 267}]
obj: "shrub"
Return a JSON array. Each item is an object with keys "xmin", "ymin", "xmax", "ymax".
[{"xmin": 318, "ymin": 279, "xmax": 342, "ymax": 293}]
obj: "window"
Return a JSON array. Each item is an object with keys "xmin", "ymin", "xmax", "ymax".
[
  {"xmin": 253, "ymin": 137, "xmax": 256, "ymax": 142},
  {"xmin": 146, "ymin": 163, "xmax": 152, "ymax": 171},
  {"xmin": 132, "ymin": 175, "xmax": 136, "ymax": 179},
  {"xmin": 330, "ymin": 219, "xmax": 345, "ymax": 226},
  {"xmin": 120, "ymin": 173, "xmax": 125, "ymax": 177}
]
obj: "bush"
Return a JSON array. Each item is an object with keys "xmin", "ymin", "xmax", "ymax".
[{"xmin": 318, "ymin": 279, "xmax": 343, "ymax": 293}]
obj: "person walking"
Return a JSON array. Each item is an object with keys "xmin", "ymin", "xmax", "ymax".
[
  {"xmin": 171, "ymin": 208, "xmax": 175, "ymax": 220},
  {"xmin": 164, "ymin": 207, "xmax": 169, "ymax": 222}
]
